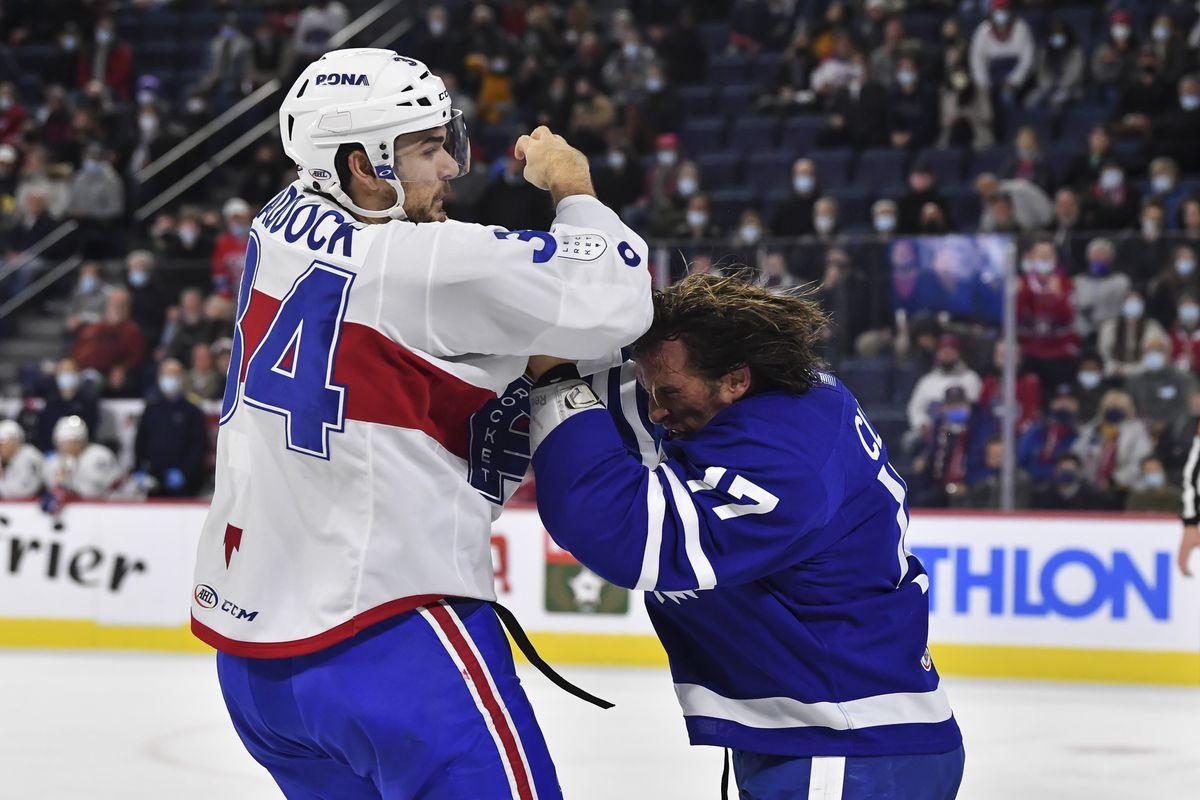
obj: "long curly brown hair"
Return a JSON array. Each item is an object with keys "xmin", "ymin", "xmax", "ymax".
[{"xmin": 631, "ymin": 273, "xmax": 830, "ymax": 395}]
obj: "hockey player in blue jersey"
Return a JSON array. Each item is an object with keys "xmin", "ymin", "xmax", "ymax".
[{"xmin": 526, "ymin": 275, "xmax": 964, "ymax": 799}]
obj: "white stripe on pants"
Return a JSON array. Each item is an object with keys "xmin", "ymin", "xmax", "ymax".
[{"xmin": 808, "ymin": 756, "xmax": 846, "ymax": 800}]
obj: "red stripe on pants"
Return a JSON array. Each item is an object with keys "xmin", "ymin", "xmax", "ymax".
[{"xmin": 426, "ymin": 603, "xmax": 535, "ymax": 800}]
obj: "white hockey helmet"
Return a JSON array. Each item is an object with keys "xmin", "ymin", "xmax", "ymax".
[
  {"xmin": 279, "ymin": 48, "xmax": 470, "ymax": 220},
  {"xmin": 53, "ymin": 415, "xmax": 89, "ymax": 445},
  {"xmin": 0, "ymin": 419, "xmax": 23, "ymax": 443}
]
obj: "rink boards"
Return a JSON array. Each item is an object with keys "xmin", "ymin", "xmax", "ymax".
[{"xmin": 0, "ymin": 501, "xmax": 1196, "ymax": 686}]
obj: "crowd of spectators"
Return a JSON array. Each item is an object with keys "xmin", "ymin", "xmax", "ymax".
[{"xmin": 2, "ymin": 0, "xmax": 1200, "ymax": 510}]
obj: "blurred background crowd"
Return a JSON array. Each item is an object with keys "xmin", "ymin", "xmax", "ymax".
[{"xmin": 1, "ymin": 0, "xmax": 1199, "ymax": 512}]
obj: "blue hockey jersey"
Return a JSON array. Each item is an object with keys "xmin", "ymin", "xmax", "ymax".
[{"xmin": 532, "ymin": 372, "xmax": 962, "ymax": 758}]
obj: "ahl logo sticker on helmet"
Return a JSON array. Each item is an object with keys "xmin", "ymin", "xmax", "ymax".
[
  {"xmin": 309, "ymin": 168, "xmax": 332, "ymax": 180},
  {"xmin": 315, "ymin": 73, "xmax": 370, "ymax": 87}
]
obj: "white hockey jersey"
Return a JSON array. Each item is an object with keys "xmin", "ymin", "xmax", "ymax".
[
  {"xmin": 43, "ymin": 444, "xmax": 121, "ymax": 499},
  {"xmin": 191, "ymin": 183, "xmax": 652, "ymax": 656},
  {"xmin": 0, "ymin": 444, "xmax": 45, "ymax": 498}
]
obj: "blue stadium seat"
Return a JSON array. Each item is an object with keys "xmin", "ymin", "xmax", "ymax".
[
  {"xmin": 1005, "ymin": 106, "xmax": 1054, "ymax": 145},
  {"xmin": 1044, "ymin": 142, "xmax": 1078, "ymax": 186},
  {"xmin": 826, "ymin": 187, "xmax": 871, "ymax": 229},
  {"xmin": 780, "ymin": 116, "xmax": 825, "ymax": 154},
  {"xmin": 678, "ymin": 85, "xmax": 714, "ymax": 109},
  {"xmin": 709, "ymin": 54, "xmax": 751, "ymax": 85},
  {"xmin": 941, "ymin": 185, "xmax": 982, "ymax": 229},
  {"xmin": 1056, "ymin": 7, "xmax": 1097, "ymax": 48},
  {"xmin": 1058, "ymin": 104, "xmax": 1108, "ymax": 145},
  {"xmin": 696, "ymin": 153, "xmax": 742, "ymax": 188},
  {"xmin": 904, "ymin": 13, "xmax": 943, "ymax": 44},
  {"xmin": 752, "ymin": 51, "xmax": 783, "ymax": 80},
  {"xmin": 717, "ymin": 84, "xmax": 757, "ymax": 114},
  {"xmin": 743, "ymin": 151, "xmax": 794, "ymax": 191},
  {"xmin": 761, "ymin": 188, "xmax": 793, "ymax": 219},
  {"xmin": 890, "ymin": 364, "xmax": 919, "ymax": 405},
  {"xmin": 810, "ymin": 148, "xmax": 855, "ymax": 187},
  {"xmin": 138, "ymin": 42, "xmax": 179, "ymax": 72},
  {"xmin": 699, "ymin": 23, "xmax": 729, "ymax": 54},
  {"xmin": 730, "ymin": 117, "xmax": 779, "ymax": 153},
  {"xmin": 837, "ymin": 358, "xmax": 892, "ymax": 406},
  {"xmin": 967, "ymin": 146, "xmax": 1010, "ymax": 178},
  {"xmin": 708, "ymin": 188, "xmax": 759, "ymax": 229},
  {"xmin": 857, "ymin": 149, "xmax": 911, "ymax": 193},
  {"xmin": 916, "ymin": 148, "xmax": 966, "ymax": 185},
  {"xmin": 139, "ymin": 8, "xmax": 181, "ymax": 40},
  {"xmin": 1112, "ymin": 139, "xmax": 1145, "ymax": 172},
  {"xmin": 681, "ymin": 117, "xmax": 726, "ymax": 156}
]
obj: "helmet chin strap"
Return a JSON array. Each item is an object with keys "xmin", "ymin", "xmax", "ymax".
[{"xmin": 327, "ymin": 178, "xmax": 408, "ymax": 221}]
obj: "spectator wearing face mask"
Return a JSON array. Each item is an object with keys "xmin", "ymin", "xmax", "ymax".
[
  {"xmin": 1017, "ymin": 238, "xmax": 1080, "ymax": 390},
  {"xmin": 1147, "ymin": 246, "xmax": 1200, "ymax": 327},
  {"xmin": 190, "ymin": 342, "xmax": 225, "ymax": 401},
  {"xmin": 1074, "ymin": 389, "xmax": 1153, "ymax": 499},
  {"xmin": 1099, "ymin": 290, "xmax": 1167, "ymax": 378},
  {"xmin": 593, "ymin": 136, "xmax": 644, "ymax": 219},
  {"xmin": 886, "ymin": 55, "xmax": 937, "ymax": 150},
  {"xmin": 812, "ymin": 196, "xmax": 841, "ymax": 243},
  {"xmin": 124, "ymin": 250, "xmax": 170, "ymax": 347},
  {"xmin": 641, "ymin": 133, "xmax": 685, "ymax": 211},
  {"xmin": 906, "ymin": 336, "xmax": 982, "ymax": 438},
  {"xmin": 68, "ymin": 144, "xmax": 124, "ymax": 259},
  {"xmin": 1032, "ymin": 453, "xmax": 1113, "ymax": 511},
  {"xmin": 1073, "ymin": 353, "xmax": 1113, "ymax": 422},
  {"xmin": 1150, "ymin": 75, "xmax": 1200, "ymax": 173},
  {"xmin": 937, "ymin": 65, "xmax": 994, "ymax": 149},
  {"xmin": 1126, "ymin": 335, "xmax": 1195, "ymax": 436},
  {"xmin": 910, "ymin": 386, "xmax": 986, "ymax": 508},
  {"xmin": 731, "ymin": 208, "xmax": 765, "ymax": 250},
  {"xmin": 1001, "ymin": 126, "xmax": 1049, "ymax": 190},
  {"xmin": 1062, "ymin": 126, "xmax": 1114, "ymax": 193},
  {"xmin": 1150, "ymin": 15, "xmax": 1188, "ymax": 86},
  {"xmin": 1169, "ymin": 297, "xmax": 1200, "ymax": 374},
  {"xmin": 815, "ymin": 247, "xmax": 875, "ymax": 362},
  {"xmin": 958, "ymin": 436, "xmax": 1032, "ymax": 509},
  {"xmin": 1111, "ymin": 47, "xmax": 1175, "ymax": 127},
  {"xmin": 1018, "ymin": 391, "xmax": 1081, "ymax": 485},
  {"xmin": 133, "ymin": 359, "xmax": 208, "ymax": 497},
  {"xmin": 648, "ymin": 160, "xmax": 699, "ymax": 237},
  {"xmin": 294, "ymin": 0, "xmax": 350, "ymax": 62},
  {"xmin": 76, "ymin": 16, "xmax": 134, "ymax": 102},
  {"xmin": 866, "ymin": 199, "xmax": 896, "ymax": 240},
  {"xmin": 1073, "ymin": 237, "xmax": 1130, "ymax": 340},
  {"xmin": 62, "ymin": 262, "xmax": 111, "ymax": 337},
  {"xmin": 1026, "ymin": 16, "xmax": 1084, "ymax": 111},
  {"xmin": 671, "ymin": 193, "xmax": 722, "ymax": 241},
  {"xmin": 201, "ymin": 14, "xmax": 253, "ymax": 104},
  {"xmin": 1082, "ymin": 161, "xmax": 1139, "ymax": 232},
  {"xmin": 1121, "ymin": 202, "xmax": 1174, "ymax": 283},
  {"xmin": 819, "ymin": 54, "xmax": 890, "ymax": 151},
  {"xmin": 1091, "ymin": 11, "xmax": 1139, "ymax": 100},
  {"xmin": 969, "ymin": 0, "xmax": 1035, "ymax": 139},
  {"xmin": 1127, "ymin": 456, "xmax": 1180, "ymax": 513},
  {"xmin": 211, "ymin": 198, "xmax": 252, "ymax": 297},
  {"xmin": 1146, "ymin": 157, "xmax": 1186, "ymax": 228},
  {"xmin": 756, "ymin": 251, "xmax": 796, "ymax": 294},
  {"xmin": 35, "ymin": 358, "xmax": 100, "ymax": 453},
  {"xmin": 770, "ymin": 159, "xmax": 818, "ymax": 237},
  {"xmin": 976, "ymin": 340, "xmax": 1043, "ymax": 434}
]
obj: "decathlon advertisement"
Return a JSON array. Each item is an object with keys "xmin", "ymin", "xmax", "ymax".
[{"xmin": 1, "ymin": 502, "xmax": 1196, "ymax": 685}]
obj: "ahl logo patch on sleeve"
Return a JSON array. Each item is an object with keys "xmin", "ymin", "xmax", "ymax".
[{"xmin": 557, "ymin": 233, "xmax": 608, "ymax": 262}]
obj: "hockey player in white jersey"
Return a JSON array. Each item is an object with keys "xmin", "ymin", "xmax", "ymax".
[
  {"xmin": 42, "ymin": 416, "xmax": 121, "ymax": 499},
  {"xmin": 0, "ymin": 420, "xmax": 44, "ymax": 498},
  {"xmin": 193, "ymin": 48, "xmax": 652, "ymax": 799}
]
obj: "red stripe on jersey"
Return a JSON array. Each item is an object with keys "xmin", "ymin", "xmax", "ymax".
[
  {"xmin": 236, "ymin": 289, "xmax": 494, "ymax": 459},
  {"xmin": 426, "ymin": 603, "xmax": 536, "ymax": 800},
  {"xmin": 191, "ymin": 593, "xmax": 445, "ymax": 658}
]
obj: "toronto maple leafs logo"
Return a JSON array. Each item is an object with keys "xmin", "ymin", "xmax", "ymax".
[{"xmin": 467, "ymin": 376, "xmax": 533, "ymax": 504}]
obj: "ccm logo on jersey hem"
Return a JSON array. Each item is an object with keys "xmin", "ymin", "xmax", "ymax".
[{"xmin": 193, "ymin": 584, "xmax": 260, "ymax": 622}]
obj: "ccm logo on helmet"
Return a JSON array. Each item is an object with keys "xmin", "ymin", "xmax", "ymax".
[{"xmin": 315, "ymin": 73, "xmax": 370, "ymax": 87}]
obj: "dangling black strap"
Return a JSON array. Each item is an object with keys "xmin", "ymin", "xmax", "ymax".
[
  {"xmin": 721, "ymin": 748, "xmax": 731, "ymax": 798},
  {"xmin": 490, "ymin": 601, "xmax": 614, "ymax": 709}
]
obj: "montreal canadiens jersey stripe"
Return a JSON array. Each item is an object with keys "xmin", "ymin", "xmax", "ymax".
[{"xmin": 237, "ymin": 288, "xmax": 495, "ymax": 459}]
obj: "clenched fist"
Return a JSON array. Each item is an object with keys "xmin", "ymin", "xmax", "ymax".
[{"xmin": 513, "ymin": 126, "xmax": 594, "ymax": 204}]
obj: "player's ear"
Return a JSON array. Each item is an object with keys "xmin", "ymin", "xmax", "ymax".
[
  {"xmin": 347, "ymin": 150, "xmax": 380, "ymax": 188},
  {"xmin": 722, "ymin": 364, "xmax": 752, "ymax": 403}
]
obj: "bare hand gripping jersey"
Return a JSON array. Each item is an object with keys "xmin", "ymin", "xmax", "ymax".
[{"xmin": 191, "ymin": 183, "xmax": 652, "ymax": 656}]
